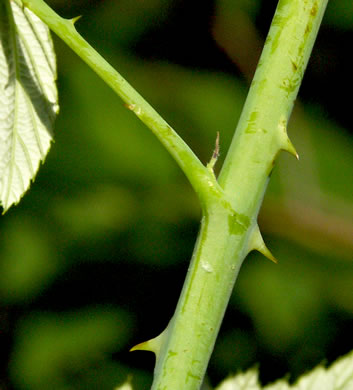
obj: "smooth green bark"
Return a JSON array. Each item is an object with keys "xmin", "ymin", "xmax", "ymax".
[
  {"xmin": 151, "ymin": 1, "xmax": 328, "ymax": 389},
  {"xmin": 16, "ymin": 0, "xmax": 328, "ymax": 389}
]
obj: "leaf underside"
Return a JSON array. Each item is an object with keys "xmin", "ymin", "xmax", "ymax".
[
  {"xmin": 0, "ymin": 0, "xmax": 58, "ymax": 212},
  {"xmin": 216, "ymin": 350, "xmax": 353, "ymax": 390}
]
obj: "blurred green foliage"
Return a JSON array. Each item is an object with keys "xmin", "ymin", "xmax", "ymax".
[{"xmin": 0, "ymin": 0, "xmax": 352, "ymax": 389}]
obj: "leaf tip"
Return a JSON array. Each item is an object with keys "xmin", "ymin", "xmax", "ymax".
[{"xmin": 0, "ymin": 3, "xmax": 57, "ymax": 211}]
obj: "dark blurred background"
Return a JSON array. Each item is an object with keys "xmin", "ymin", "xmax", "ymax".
[{"xmin": 1, "ymin": 0, "xmax": 352, "ymax": 389}]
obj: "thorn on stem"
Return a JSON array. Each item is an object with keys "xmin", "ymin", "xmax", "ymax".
[
  {"xmin": 285, "ymin": 138, "xmax": 299, "ymax": 160},
  {"xmin": 130, "ymin": 322, "xmax": 171, "ymax": 358},
  {"xmin": 207, "ymin": 132, "xmax": 220, "ymax": 171},
  {"xmin": 213, "ymin": 131, "xmax": 220, "ymax": 160},
  {"xmin": 125, "ymin": 103, "xmax": 135, "ymax": 111},
  {"xmin": 277, "ymin": 117, "xmax": 299, "ymax": 160},
  {"xmin": 248, "ymin": 224, "xmax": 277, "ymax": 263},
  {"xmin": 125, "ymin": 103, "xmax": 142, "ymax": 116},
  {"xmin": 71, "ymin": 15, "xmax": 82, "ymax": 24}
]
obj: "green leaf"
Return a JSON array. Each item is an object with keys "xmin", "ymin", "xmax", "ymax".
[
  {"xmin": 0, "ymin": 0, "xmax": 58, "ymax": 212},
  {"xmin": 216, "ymin": 350, "xmax": 353, "ymax": 390}
]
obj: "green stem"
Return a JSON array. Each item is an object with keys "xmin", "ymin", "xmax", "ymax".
[
  {"xmin": 18, "ymin": 0, "xmax": 221, "ymax": 209},
  {"xmin": 149, "ymin": 1, "xmax": 328, "ymax": 389},
  {"xmin": 218, "ymin": 0, "xmax": 326, "ymax": 210},
  {"xmin": 18, "ymin": 0, "xmax": 328, "ymax": 389}
]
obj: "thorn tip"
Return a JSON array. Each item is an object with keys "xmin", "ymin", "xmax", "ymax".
[
  {"xmin": 129, "ymin": 322, "xmax": 171, "ymax": 357},
  {"xmin": 249, "ymin": 224, "xmax": 277, "ymax": 263},
  {"xmin": 285, "ymin": 138, "xmax": 299, "ymax": 160},
  {"xmin": 71, "ymin": 15, "xmax": 82, "ymax": 24},
  {"xmin": 277, "ymin": 117, "xmax": 298, "ymax": 160}
]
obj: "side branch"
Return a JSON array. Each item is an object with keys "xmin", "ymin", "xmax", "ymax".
[{"xmin": 18, "ymin": 0, "xmax": 222, "ymax": 208}]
